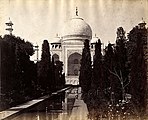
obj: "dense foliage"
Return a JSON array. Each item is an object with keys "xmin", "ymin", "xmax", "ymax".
[
  {"xmin": 37, "ymin": 40, "xmax": 65, "ymax": 94},
  {"xmin": 0, "ymin": 36, "xmax": 65, "ymax": 111},
  {"xmin": 0, "ymin": 35, "xmax": 36, "ymax": 110},
  {"xmin": 80, "ymin": 25, "xmax": 148, "ymax": 119},
  {"xmin": 127, "ymin": 25, "xmax": 147, "ymax": 117}
]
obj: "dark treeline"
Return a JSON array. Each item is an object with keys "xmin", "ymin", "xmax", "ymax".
[
  {"xmin": 80, "ymin": 24, "xmax": 147, "ymax": 119},
  {"xmin": 37, "ymin": 40, "xmax": 65, "ymax": 95},
  {"xmin": 0, "ymin": 36, "xmax": 65, "ymax": 111}
]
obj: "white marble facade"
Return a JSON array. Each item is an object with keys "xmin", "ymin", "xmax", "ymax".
[{"xmin": 50, "ymin": 15, "xmax": 100, "ymax": 85}]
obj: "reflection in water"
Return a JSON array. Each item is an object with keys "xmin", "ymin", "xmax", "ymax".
[
  {"xmin": 12, "ymin": 87, "xmax": 88, "ymax": 120},
  {"xmin": 7, "ymin": 87, "xmax": 145, "ymax": 120}
]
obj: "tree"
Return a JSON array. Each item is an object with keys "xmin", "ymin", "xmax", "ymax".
[
  {"xmin": 0, "ymin": 36, "xmax": 3, "ymax": 109},
  {"xmin": 50, "ymin": 56, "xmax": 56, "ymax": 91},
  {"xmin": 54, "ymin": 60, "xmax": 64, "ymax": 90},
  {"xmin": 92, "ymin": 39, "xmax": 104, "ymax": 90},
  {"xmin": 111, "ymin": 27, "xmax": 129, "ymax": 101},
  {"xmin": 1, "ymin": 35, "xmax": 35, "ymax": 110},
  {"xmin": 127, "ymin": 25, "xmax": 147, "ymax": 116},
  {"xmin": 37, "ymin": 40, "xmax": 51, "ymax": 93},
  {"xmin": 79, "ymin": 39, "xmax": 92, "ymax": 93}
]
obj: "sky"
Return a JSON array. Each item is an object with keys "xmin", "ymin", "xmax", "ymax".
[{"xmin": 0, "ymin": 0, "xmax": 148, "ymax": 60}]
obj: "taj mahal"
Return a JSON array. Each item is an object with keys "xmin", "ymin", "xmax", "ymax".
[{"xmin": 50, "ymin": 8, "xmax": 103, "ymax": 85}]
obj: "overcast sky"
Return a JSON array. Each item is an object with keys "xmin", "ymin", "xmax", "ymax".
[{"xmin": 0, "ymin": 0, "xmax": 147, "ymax": 59}]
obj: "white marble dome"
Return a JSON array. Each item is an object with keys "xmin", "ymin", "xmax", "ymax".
[{"xmin": 62, "ymin": 16, "xmax": 92, "ymax": 41}]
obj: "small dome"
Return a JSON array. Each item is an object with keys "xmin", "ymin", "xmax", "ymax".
[
  {"xmin": 51, "ymin": 36, "xmax": 61, "ymax": 43},
  {"xmin": 138, "ymin": 19, "xmax": 146, "ymax": 29},
  {"xmin": 91, "ymin": 36, "xmax": 99, "ymax": 43},
  {"xmin": 138, "ymin": 19, "xmax": 146, "ymax": 25},
  {"xmin": 5, "ymin": 18, "xmax": 14, "ymax": 26},
  {"xmin": 62, "ymin": 16, "xmax": 92, "ymax": 41}
]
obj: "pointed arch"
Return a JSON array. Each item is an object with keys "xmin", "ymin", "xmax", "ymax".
[
  {"xmin": 52, "ymin": 54, "xmax": 59, "ymax": 62},
  {"xmin": 68, "ymin": 52, "xmax": 82, "ymax": 76}
]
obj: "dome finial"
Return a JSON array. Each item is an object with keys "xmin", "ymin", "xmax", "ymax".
[
  {"xmin": 76, "ymin": 7, "xmax": 78, "ymax": 16},
  {"xmin": 138, "ymin": 17, "xmax": 146, "ymax": 29}
]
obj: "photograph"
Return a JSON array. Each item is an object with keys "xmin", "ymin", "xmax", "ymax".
[{"xmin": 0, "ymin": 0, "xmax": 148, "ymax": 119}]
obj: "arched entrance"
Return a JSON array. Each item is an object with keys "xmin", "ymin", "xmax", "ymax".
[
  {"xmin": 52, "ymin": 54, "xmax": 59, "ymax": 62},
  {"xmin": 68, "ymin": 52, "xmax": 82, "ymax": 76}
]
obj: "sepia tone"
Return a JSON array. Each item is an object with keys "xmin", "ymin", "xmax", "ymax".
[{"xmin": 0, "ymin": 0, "xmax": 148, "ymax": 120}]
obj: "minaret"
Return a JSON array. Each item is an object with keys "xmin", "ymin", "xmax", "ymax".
[
  {"xmin": 34, "ymin": 43, "xmax": 39, "ymax": 62},
  {"xmin": 76, "ymin": 7, "xmax": 78, "ymax": 16},
  {"xmin": 5, "ymin": 17, "xmax": 14, "ymax": 35}
]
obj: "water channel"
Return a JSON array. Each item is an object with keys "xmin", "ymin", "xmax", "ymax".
[{"xmin": 11, "ymin": 87, "xmax": 89, "ymax": 120}]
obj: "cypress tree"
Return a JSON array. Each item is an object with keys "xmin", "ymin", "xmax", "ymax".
[
  {"xmin": 103, "ymin": 43, "xmax": 116, "ymax": 102},
  {"xmin": 79, "ymin": 39, "xmax": 92, "ymax": 93},
  {"xmin": 50, "ymin": 56, "xmax": 56, "ymax": 91},
  {"xmin": 54, "ymin": 61, "xmax": 63, "ymax": 90},
  {"xmin": 38, "ymin": 40, "xmax": 51, "ymax": 93},
  {"xmin": 92, "ymin": 39, "xmax": 103, "ymax": 90},
  {"xmin": 113, "ymin": 27, "xmax": 129, "ymax": 101}
]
